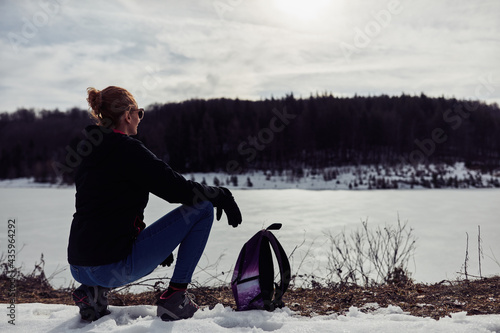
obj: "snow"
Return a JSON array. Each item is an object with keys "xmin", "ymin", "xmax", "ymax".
[
  {"xmin": 2, "ymin": 162, "xmax": 499, "ymax": 191},
  {"xmin": 2, "ymin": 302, "xmax": 500, "ymax": 332},
  {"xmin": 1, "ymin": 187, "xmax": 499, "ymax": 289},
  {"xmin": 1, "ymin": 171, "xmax": 500, "ymax": 331}
]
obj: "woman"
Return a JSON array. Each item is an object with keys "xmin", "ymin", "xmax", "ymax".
[{"xmin": 68, "ymin": 86, "xmax": 242, "ymax": 322}]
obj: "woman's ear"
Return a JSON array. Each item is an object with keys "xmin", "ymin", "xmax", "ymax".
[{"xmin": 124, "ymin": 111, "xmax": 132, "ymax": 124}]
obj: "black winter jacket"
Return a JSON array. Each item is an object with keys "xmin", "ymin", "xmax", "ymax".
[{"xmin": 68, "ymin": 125, "xmax": 219, "ymax": 266}]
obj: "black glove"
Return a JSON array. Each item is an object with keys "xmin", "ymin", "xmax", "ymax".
[
  {"xmin": 160, "ymin": 253, "xmax": 174, "ymax": 267},
  {"xmin": 214, "ymin": 187, "xmax": 242, "ymax": 228}
]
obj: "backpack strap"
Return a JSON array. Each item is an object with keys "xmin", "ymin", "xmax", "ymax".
[
  {"xmin": 264, "ymin": 225, "xmax": 291, "ymax": 309},
  {"xmin": 266, "ymin": 223, "xmax": 282, "ymax": 231}
]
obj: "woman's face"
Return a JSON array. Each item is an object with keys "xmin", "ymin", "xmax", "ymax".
[
  {"xmin": 128, "ymin": 107, "xmax": 143, "ymax": 135},
  {"xmin": 121, "ymin": 104, "xmax": 143, "ymax": 136}
]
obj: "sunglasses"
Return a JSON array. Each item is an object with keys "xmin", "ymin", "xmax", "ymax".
[{"xmin": 131, "ymin": 108, "xmax": 144, "ymax": 120}]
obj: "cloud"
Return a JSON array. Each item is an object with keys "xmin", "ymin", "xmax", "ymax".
[{"xmin": 0, "ymin": 0, "xmax": 499, "ymax": 112}]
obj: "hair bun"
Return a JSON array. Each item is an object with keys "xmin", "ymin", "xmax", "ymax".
[{"xmin": 86, "ymin": 87, "xmax": 103, "ymax": 116}]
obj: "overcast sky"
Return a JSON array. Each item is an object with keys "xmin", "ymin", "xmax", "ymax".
[{"xmin": 1, "ymin": 0, "xmax": 499, "ymax": 112}]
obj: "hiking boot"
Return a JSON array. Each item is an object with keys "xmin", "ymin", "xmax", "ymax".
[
  {"xmin": 157, "ymin": 289, "xmax": 199, "ymax": 321},
  {"xmin": 72, "ymin": 284, "xmax": 111, "ymax": 321}
]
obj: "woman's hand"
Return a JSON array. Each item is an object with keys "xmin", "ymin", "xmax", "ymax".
[
  {"xmin": 215, "ymin": 187, "xmax": 242, "ymax": 228},
  {"xmin": 160, "ymin": 253, "xmax": 174, "ymax": 267}
]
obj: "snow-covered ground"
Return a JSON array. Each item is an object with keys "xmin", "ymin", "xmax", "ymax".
[
  {"xmin": 2, "ymin": 302, "xmax": 500, "ymax": 333},
  {"xmin": 1, "ymin": 177, "xmax": 500, "ymax": 332},
  {"xmin": 1, "ymin": 186, "xmax": 499, "ymax": 288},
  {"xmin": 2, "ymin": 162, "xmax": 499, "ymax": 191},
  {"xmin": 187, "ymin": 162, "xmax": 500, "ymax": 190}
]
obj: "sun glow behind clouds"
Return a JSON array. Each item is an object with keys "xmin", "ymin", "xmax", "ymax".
[{"xmin": 274, "ymin": 0, "xmax": 330, "ymax": 20}]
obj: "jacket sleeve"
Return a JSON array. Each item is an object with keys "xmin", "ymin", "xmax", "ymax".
[{"xmin": 124, "ymin": 137, "xmax": 221, "ymax": 206}]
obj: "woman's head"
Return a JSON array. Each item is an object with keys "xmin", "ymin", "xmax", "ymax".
[{"xmin": 87, "ymin": 86, "xmax": 139, "ymax": 129}]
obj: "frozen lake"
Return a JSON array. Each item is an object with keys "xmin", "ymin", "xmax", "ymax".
[{"xmin": 0, "ymin": 187, "xmax": 499, "ymax": 290}]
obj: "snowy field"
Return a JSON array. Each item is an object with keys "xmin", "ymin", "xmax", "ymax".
[
  {"xmin": 0, "ymin": 186, "xmax": 499, "ymax": 288},
  {"xmin": 1, "ymin": 185, "xmax": 500, "ymax": 332},
  {"xmin": 2, "ymin": 303, "xmax": 500, "ymax": 333}
]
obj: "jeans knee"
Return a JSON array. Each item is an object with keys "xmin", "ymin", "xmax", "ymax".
[
  {"xmin": 196, "ymin": 201, "xmax": 214, "ymax": 228},
  {"xmin": 201, "ymin": 200, "xmax": 214, "ymax": 217},
  {"xmin": 178, "ymin": 201, "xmax": 213, "ymax": 226}
]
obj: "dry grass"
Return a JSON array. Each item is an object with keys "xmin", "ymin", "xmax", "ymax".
[
  {"xmin": 1, "ymin": 270, "xmax": 498, "ymax": 320},
  {"xmin": 283, "ymin": 277, "xmax": 500, "ymax": 319}
]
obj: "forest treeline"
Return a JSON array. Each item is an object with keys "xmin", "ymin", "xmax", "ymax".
[{"xmin": 0, "ymin": 93, "xmax": 499, "ymax": 184}]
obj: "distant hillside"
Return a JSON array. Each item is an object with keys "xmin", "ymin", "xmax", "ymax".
[{"xmin": 0, "ymin": 94, "xmax": 499, "ymax": 184}]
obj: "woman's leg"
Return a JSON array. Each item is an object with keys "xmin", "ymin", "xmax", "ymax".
[
  {"xmin": 74, "ymin": 201, "xmax": 214, "ymax": 288},
  {"xmin": 133, "ymin": 200, "xmax": 215, "ymax": 284}
]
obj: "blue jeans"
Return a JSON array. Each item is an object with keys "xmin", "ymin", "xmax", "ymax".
[{"xmin": 70, "ymin": 201, "xmax": 214, "ymax": 288}]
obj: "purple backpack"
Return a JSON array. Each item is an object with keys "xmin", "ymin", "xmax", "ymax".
[{"xmin": 231, "ymin": 223, "xmax": 291, "ymax": 311}]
